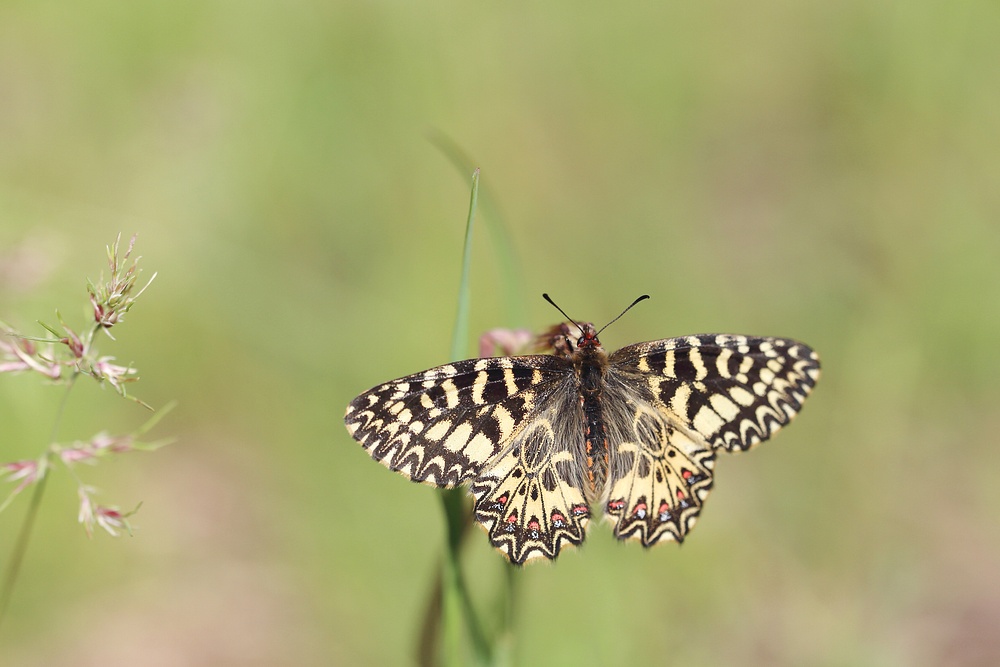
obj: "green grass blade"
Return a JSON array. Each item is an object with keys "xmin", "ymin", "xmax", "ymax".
[
  {"xmin": 439, "ymin": 168, "xmax": 492, "ymax": 667},
  {"xmin": 430, "ymin": 132, "xmax": 525, "ymax": 328},
  {"xmin": 450, "ymin": 168, "xmax": 480, "ymax": 361}
]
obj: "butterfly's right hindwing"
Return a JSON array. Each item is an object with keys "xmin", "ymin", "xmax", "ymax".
[
  {"xmin": 343, "ymin": 355, "xmax": 567, "ymax": 487},
  {"xmin": 602, "ymin": 397, "xmax": 716, "ymax": 545}
]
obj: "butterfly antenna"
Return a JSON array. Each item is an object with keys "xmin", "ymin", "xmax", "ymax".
[
  {"xmin": 542, "ymin": 293, "xmax": 586, "ymax": 336},
  {"xmin": 595, "ymin": 294, "xmax": 650, "ymax": 337}
]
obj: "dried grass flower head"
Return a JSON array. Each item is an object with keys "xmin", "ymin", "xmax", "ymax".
[{"xmin": 87, "ymin": 233, "xmax": 156, "ymax": 335}]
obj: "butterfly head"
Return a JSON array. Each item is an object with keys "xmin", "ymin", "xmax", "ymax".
[
  {"xmin": 575, "ymin": 322, "xmax": 601, "ymax": 350},
  {"xmin": 541, "ymin": 293, "xmax": 650, "ymax": 358},
  {"xmin": 543, "ymin": 321, "xmax": 599, "ymax": 358}
]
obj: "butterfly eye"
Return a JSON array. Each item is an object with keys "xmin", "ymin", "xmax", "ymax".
[{"xmin": 576, "ymin": 327, "xmax": 600, "ymax": 350}]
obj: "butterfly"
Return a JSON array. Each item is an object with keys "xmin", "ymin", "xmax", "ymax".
[{"xmin": 344, "ymin": 295, "xmax": 820, "ymax": 564}]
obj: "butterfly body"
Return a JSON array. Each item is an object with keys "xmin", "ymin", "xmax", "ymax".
[
  {"xmin": 345, "ymin": 322, "xmax": 820, "ymax": 564},
  {"xmin": 568, "ymin": 323, "xmax": 612, "ymax": 494}
]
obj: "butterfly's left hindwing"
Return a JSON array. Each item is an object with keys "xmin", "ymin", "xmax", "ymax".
[{"xmin": 470, "ymin": 398, "xmax": 590, "ymax": 564}]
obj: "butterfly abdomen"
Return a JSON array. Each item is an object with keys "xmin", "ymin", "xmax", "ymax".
[{"xmin": 577, "ymin": 344, "xmax": 611, "ymax": 496}]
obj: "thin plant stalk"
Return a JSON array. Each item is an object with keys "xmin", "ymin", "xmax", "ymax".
[
  {"xmin": 0, "ymin": 472, "xmax": 49, "ymax": 634},
  {"xmin": 438, "ymin": 168, "xmax": 493, "ymax": 666},
  {"xmin": 450, "ymin": 168, "xmax": 479, "ymax": 362},
  {"xmin": 0, "ymin": 372, "xmax": 79, "ymax": 636},
  {"xmin": 0, "ymin": 234, "xmax": 161, "ymax": 637},
  {"xmin": 427, "ymin": 167, "xmax": 524, "ymax": 665}
]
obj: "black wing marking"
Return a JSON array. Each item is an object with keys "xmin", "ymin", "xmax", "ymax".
[{"xmin": 611, "ymin": 334, "xmax": 820, "ymax": 453}]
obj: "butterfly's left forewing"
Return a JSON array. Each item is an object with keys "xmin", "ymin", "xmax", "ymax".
[{"xmin": 344, "ymin": 355, "xmax": 566, "ymax": 486}]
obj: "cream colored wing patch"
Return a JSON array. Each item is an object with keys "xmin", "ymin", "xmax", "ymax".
[
  {"xmin": 603, "ymin": 403, "xmax": 715, "ymax": 545},
  {"xmin": 470, "ymin": 411, "xmax": 590, "ymax": 564}
]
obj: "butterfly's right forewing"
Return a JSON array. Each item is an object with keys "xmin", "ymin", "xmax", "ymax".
[{"xmin": 612, "ymin": 334, "xmax": 820, "ymax": 453}]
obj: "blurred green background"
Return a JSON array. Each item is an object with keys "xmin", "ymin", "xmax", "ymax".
[{"xmin": 2, "ymin": 1, "xmax": 999, "ymax": 665}]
